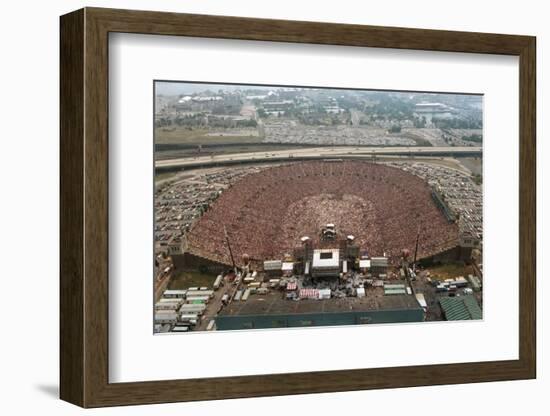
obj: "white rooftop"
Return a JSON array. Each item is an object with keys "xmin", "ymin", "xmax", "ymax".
[
  {"xmin": 359, "ymin": 259, "xmax": 371, "ymax": 268},
  {"xmin": 312, "ymin": 249, "xmax": 339, "ymax": 269},
  {"xmin": 282, "ymin": 262, "xmax": 294, "ymax": 271}
]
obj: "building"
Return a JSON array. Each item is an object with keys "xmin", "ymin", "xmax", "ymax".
[
  {"xmin": 439, "ymin": 295, "xmax": 482, "ymax": 320},
  {"xmin": 311, "ymin": 249, "xmax": 340, "ymax": 278},
  {"xmin": 414, "ymin": 102, "xmax": 451, "ymax": 113},
  {"xmin": 263, "ymin": 260, "xmax": 283, "ymax": 278},
  {"xmin": 370, "ymin": 257, "xmax": 389, "ymax": 278},
  {"xmin": 262, "ymin": 100, "xmax": 294, "ymax": 115},
  {"xmin": 216, "ymin": 291, "xmax": 424, "ymax": 330}
]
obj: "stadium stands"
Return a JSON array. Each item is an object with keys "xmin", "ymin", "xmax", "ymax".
[{"xmin": 186, "ymin": 161, "xmax": 459, "ymax": 265}]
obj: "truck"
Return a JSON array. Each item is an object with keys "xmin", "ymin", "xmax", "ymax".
[
  {"xmin": 154, "ymin": 311, "xmax": 178, "ymax": 325},
  {"xmin": 468, "ymin": 274, "xmax": 482, "ymax": 292},
  {"xmin": 415, "ymin": 293, "xmax": 428, "ymax": 312},
  {"xmin": 163, "ymin": 289, "xmax": 187, "ymax": 299},
  {"xmin": 179, "ymin": 304, "xmax": 206, "ymax": 315},
  {"xmin": 213, "ymin": 274, "xmax": 223, "ymax": 290},
  {"xmin": 436, "ymin": 284, "xmax": 449, "ymax": 293},
  {"xmin": 158, "ymin": 297, "xmax": 183, "ymax": 304},
  {"xmin": 155, "ymin": 301, "xmax": 182, "ymax": 311},
  {"xmin": 221, "ymin": 294, "xmax": 229, "ymax": 304},
  {"xmin": 171, "ymin": 325, "xmax": 190, "ymax": 333},
  {"xmin": 186, "ymin": 290, "xmax": 214, "ymax": 299},
  {"xmin": 453, "ymin": 277, "xmax": 469, "ymax": 288},
  {"xmin": 186, "ymin": 295, "xmax": 210, "ymax": 304},
  {"xmin": 179, "ymin": 313, "xmax": 199, "ymax": 324}
]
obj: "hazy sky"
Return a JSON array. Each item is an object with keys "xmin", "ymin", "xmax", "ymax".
[
  {"xmin": 154, "ymin": 81, "xmax": 482, "ymax": 104},
  {"xmin": 155, "ymin": 82, "xmax": 254, "ymax": 95}
]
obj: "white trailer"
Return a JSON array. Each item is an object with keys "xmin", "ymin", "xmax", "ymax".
[
  {"xmin": 179, "ymin": 313, "xmax": 199, "ymax": 325},
  {"xmin": 158, "ymin": 297, "xmax": 183, "ymax": 304},
  {"xmin": 155, "ymin": 311, "xmax": 178, "ymax": 325},
  {"xmin": 186, "ymin": 295, "xmax": 210, "ymax": 304},
  {"xmin": 242, "ymin": 288, "xmax": 251, "ymax": 301},
  {"xmin": 155, "ymin": 301, "xmax": 182, "ymax": 311},
  {"xmin": 179, "ymin": 304, "xmax": 206, "ymax": 315},
  {"xmin": 186, "ymin": 290, "xmax": 214, "ymax": 299},
  {"xmin": 206, "ymin": 320, "xmax": 216, "ymax": 331},
  {"xmin": 171, "ymin": 326, "xmax": 190, "ymax": 333},
  {"xmin": 453, "ymin": 277, "xmax": 469, "ymax": 288},
  {"xmin": 213, "ymin": 275, "xmax": 223, "ymax": 290},
  {"xmin": 163, "ymin": 289, "xmax": 187, "ymax": 299},
  {"xmin": 415, "ymin": 293, "xmax": 428, "ymax": 311},
  {"xmin": 318, "ymin": 288, "xmax": 331, "ymax": 299}
]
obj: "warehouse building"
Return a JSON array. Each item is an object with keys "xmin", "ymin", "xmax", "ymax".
[
  {"xmin": 439, "ymin": 295, "xmax": 482, "ymax": 321},
  {"xmin": 215, "ymin": 292, "xmax": 424, "ymax": 330}
]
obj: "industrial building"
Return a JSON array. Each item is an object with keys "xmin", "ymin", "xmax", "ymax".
[
  {"xmin": 439, "ymin": 296, "xmax": 482, "ymax": 321},
  {"xmin": 215, "ymin": 291, "xmax": 424, "ymax": 330}
]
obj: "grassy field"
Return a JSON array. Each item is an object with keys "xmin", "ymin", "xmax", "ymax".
[
  {"xmin": 426, "ymin": 263, "xmax": 473, "ymax": 280},
  {"xmin": 400, "ymin": 132, "xmax": 433, "ymax": 147},
  {"xmin": 167, "ymin": 270, "xmax": 218, "ymax": 290},
  {"xmin": 154, "ymin": 171, "xmax": 178, "ymax": 182},
  {"xmin": 156, "ymin": 126, "xmax": 262, "ymax": 146},
  {"xmin": 457, "ymin": 157, "xmax": 483, "ymax": 176}
]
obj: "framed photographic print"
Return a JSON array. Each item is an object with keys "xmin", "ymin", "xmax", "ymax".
[{"xmin": 60, "ymin": 7, "xmax": 536, "ymax": 408}]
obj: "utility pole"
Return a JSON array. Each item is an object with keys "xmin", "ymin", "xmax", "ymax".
[
  {"xmin": 413, "ymin": 226, "xmax": 421, "ymax": 272},
  {"xmin": 224, "ymin": 225, "xmax": 237, "ymax": 274}
]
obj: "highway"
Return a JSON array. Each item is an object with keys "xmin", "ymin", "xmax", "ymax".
[{"xmin": 155, "ymin": 146, "xmax": 482, "ymax": 171}]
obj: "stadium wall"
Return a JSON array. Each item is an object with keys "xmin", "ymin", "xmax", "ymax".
[
  {"xmin": 171, "ymin": 252, "xmax": 229, "ymax": 274},
  {"xmin": 419, "ymin": 245, "xmax": 472, "ymax": 265}
]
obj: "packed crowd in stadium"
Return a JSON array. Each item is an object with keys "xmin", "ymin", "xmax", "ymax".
[{"xmin": 185, "ymin": 161, "xmax": 459, "ymax": 265}]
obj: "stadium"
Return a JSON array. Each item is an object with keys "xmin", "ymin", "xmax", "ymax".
[{"xmin": 185, "ymin": 160, "xmax": 460, "ymax": 266}]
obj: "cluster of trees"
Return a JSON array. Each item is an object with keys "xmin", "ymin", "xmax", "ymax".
[
  {"xmin": 432, "ymin": 117, "xmax": 482, "ymax": 129},
  {"xmin": 155, "ymin": 117, "xmax": 173, "ymax": 128},
  {"xmin": 461, "ymin": 134, "xmax": 482, "ymax": 143},
  {"xmin": 155, "ymin": 113, "xmax": 257, "ymax": 129},
  {"xmin": 367, "ymin": 95, "xmax": 415, "ymax": 121},
  {"xmin": 471, "ymin": 173, "xmax": 482, "ymax": 185},
  {"xmin": 413, "ymin": 116, "xmax": 427, "ymax": 128},
  {"xmin": 297, "ymin": 114, "xmax": 347, "ymax": 126},
  {"xmin": 210, "ymin": 102, "xmax": 242, "ymax": 115}
]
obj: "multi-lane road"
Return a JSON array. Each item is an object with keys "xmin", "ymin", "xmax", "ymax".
[{"xmin": 155, "ymin": 146, "xmax": 482, "ymax": 171}]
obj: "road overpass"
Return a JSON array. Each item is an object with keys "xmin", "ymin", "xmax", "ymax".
[{"xmin": 155, "ymin": 146, "xmax": 482, "ymax": 172}]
